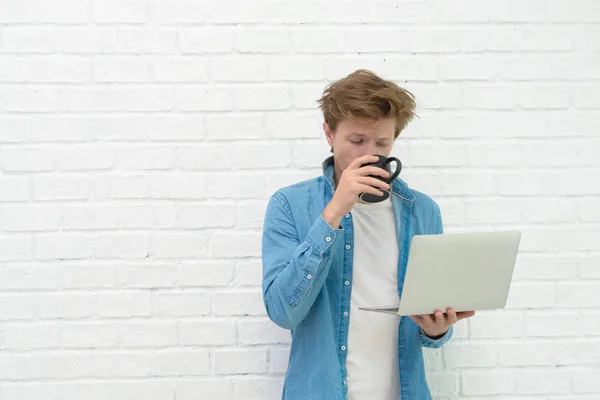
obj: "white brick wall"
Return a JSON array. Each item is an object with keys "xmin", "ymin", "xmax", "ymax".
[{"xmin": 0, "ymin": 0, "xmax": 598, "ymax": 398}]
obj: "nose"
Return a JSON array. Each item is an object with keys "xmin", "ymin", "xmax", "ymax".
[{"xmin": 366, "ymin": 142, "xmax": 379, "ymax": 156}]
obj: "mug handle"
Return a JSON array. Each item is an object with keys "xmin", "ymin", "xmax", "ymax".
[{"xmin": 384, "ymin": 157, "xmax": 402, "ymax": 182}]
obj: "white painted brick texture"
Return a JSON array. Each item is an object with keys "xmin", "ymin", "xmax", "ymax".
[{"xmin": 0, "ymin": 0, "xmax": 598, "ymax": 398}]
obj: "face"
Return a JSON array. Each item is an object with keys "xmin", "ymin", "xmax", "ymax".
[{"xmin": 323, "ymin": 116, "xmax": 396, "ymax": 185}]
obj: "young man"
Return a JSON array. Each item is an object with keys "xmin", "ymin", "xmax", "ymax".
[{"xmin": 261, "ymin": 69, "xmax": 475, "ymax": 399}]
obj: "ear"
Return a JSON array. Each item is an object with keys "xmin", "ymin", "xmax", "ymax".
[{"xmin": 323, "ymin": 122, "xmax": 334, "ymax": 147}]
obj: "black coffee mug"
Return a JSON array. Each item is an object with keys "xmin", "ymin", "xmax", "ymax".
[{"xmin": 358, "ymin": 154, "xmax": 402, "ymax": 203}]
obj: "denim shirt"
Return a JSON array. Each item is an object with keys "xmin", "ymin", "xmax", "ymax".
[{"xmin": 261, "ymin": 156, "xmax": 453, "ymax": 400}]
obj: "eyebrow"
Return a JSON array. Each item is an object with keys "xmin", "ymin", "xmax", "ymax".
[{"xmin": 349, "ymin": 133, "xmax": 391, "ymax": 141}]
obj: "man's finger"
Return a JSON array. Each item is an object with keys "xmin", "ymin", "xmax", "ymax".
[
  {"xmin": 409, "ymin": 315, "xmax": 425, "ymax": 327},
  {"xmin": 422, "ymin": 313, "xmax": 434, "ymax": 327},
  {"xmin": 434, "ymin": 310, "xmax": 445, "ymax": 327},
  {"xmin": 457, "ymin": 310, "xmax": 476, "ymax": 320},
  {"xmin": 447, "ymin": 308, "xmax": 459, "ymax": 325},
  {"xmin": 350, "ymin": 155, "xmax": 380, "ymax": 170}
]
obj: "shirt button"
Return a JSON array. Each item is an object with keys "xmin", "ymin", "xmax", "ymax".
[
  {"xmin": 307, "ymin": 274, "xmax": 312, "ymax": 280},
  {"xmin": 345, "ymin": 244, "xmax": 351, "ymax": 250},
  {"xmin": 344, "ymin": 280, "xmax": 350, "ymax": 286},
  {"xmin": 325, "ymin": 236, "xmax": 331, "ymax": 242},
  {"xmin": 341, "ymin": 345, "xmax": 346, "ymax": 351},
  {"xmin": 343, "ymin": 311, "xmax": 348, "ymax": 317},
  {"xmin": 345, "ymin": 214, "xmax": 350, "ymax": 218},
  {"xmin": 343, "ymin": 380, "xmax": 347, "ymax": 385}
]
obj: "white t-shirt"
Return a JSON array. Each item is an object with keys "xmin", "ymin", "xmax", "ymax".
[{"xmin": 345, "ymin": 196, "xmax": 401, "ymax": 400}]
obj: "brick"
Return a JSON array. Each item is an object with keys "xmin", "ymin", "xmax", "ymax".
[
  {"xmin": 2, "ymin": 205, "xmax": 61, "ymax": 231},
  {"xmin": 0, "ymin": 382, "xmax": 61, "ymax": 400},
  {"xmin": 173, "ymin": 144, "xmax": 233, "ymax": 170},
  {"xmin": 237, "ymin": 320, "xmax": 290, "ymax": 345},
  {"xmin": 150, "ymin": 233, "xmax": 208, "ymax": 259},
  {"xmin": 60, "ymin": 322, "xmax": 119, "ymax": 348},
  {"xmin": 92, "ymin": 0, "xmax": 147, "ymax": 23},
  {"xmin": 2, "ymin": 264, "xmax": 62, "ymax": 289},
  {"xmin": 0, "ymin": 0, "xmax": 35, "ymax": 23},
  {"xmin": 178, "ymin": 379, "xmax": 232, "ymax": 400},
  {"xmin": 557, "ymin": 282, "xmax": 600, "ymax": 308},
  {"xmin": 31, "ymin": 116, "xmax": 87, "ymax": 142},
  {"xmin": 547, "ymin": 0, "xmax": 600, "ymax": 22},
  {"xmin": 2, "ymin": 27, "xmax": 60, "ymax": 53},
  {"xmin": 573, "ymin": 369, "xmax": 600, "ymax": 393},
  {"xmin": 95, "ymin": 291, "xmax": 151, "ymax": 318},
  {"xmin": 269, "ymin": 56, "xmax": 325, "ymax": 81},
  {"xmin": 153, "ymin": 1, "xmax": 209, "ymax": 24},
  {"xmin": 427, "ymin": 372, "xmax": 460, "ymax": 398},
  {"xmin": 210, "ymin": 233, "xmax": 262, "ymax": 258},
  {"xmin": 94, "ymin": 233, "xmax": 150, "ymax": 259},
  {"xmin": 0, "ymin": 294, "xmax": 37, "ymax": 320},
  {"xmin": 0, "ymin": 57, "xmax": 29, "ymax": 82},
  {"xmin": 37, "ymin": 293, "xmax": 96, "ymax": 319},
  {"xmin": 437, "ymin": 111, "xmax": 546, "ymax": 138},
  {"xmin": 470, "ymin": 312, "xmax": 523, "ymax": 338},
  {"xmin": 177, "ymin": 261, "xmax": 235, "ymax": 287},
  {"xmin": 92, "ymin": 175, "xmax": 148, "ymax": 200},
  {"xmin": 270, "ymin": 347, "xmax": 290, "ymax": 374},
  {"xmin": 119, "ymin": 321, "xmax": 178, "ymax": 347},
  {"xmin": 215, "ymin": 349, "xmax": 268, "ymax": 374},
  {"xmin": 2, "ymin": 322, "xmax": 59, "ymax": 349},
  {"xmin": 325, "ymin": 56, "xmax": 438, "ymax": 82},
  {"xmin": 524, "ymin": 312, "xmax": 580, "ymax": 337},
  {"xmin": 35, "ymin": 233, "xmax": 94, "ymax": 260},
  {"xmin": 0, "ymin": 87, "xmax": 58, "ymax": 112},
  {"xmin": 179, "ymin": 319, "xmax": 236, "ymax": 345},
  {"xmin": 205, "ymin": 173, "xmax": 266, "ymax": 199},
  {"xmin": 514, "ymin": 256, "xmax": 579, "ymax": 281},
  {"xmin": 237, "ymin": 27, "xmax": 289, "ymax": 53},
  {"xmin": 57, "ymin": 145, "xmax": 115, "ymax": 171},
  {"xmin": 180, "ymin": 27, "xmax": 235, "ymax": 53},
  {"xmin": 553, "ymin": 340, "xmax": 600, "ymax": 365},
  {"xmin": 443, "ymin": 343, "xmax": 497, "ymax": 368},
  {"xmin": 236, "ymin": 201, "xmax": 268, "ymax": 229},
  {"xmin": 232, "ymin": 143, "xmax": 292, "ymax": 170},
  {"xmin": 292, "ymin": 28, "xmax": 345, "ymax": 54},
  {"xmin": 152, "ymin": 291, "xmax": 210, "ymax": 316},
  {"xmin": 515, "ymin": 369, "xmax": 571, "ymax": 394},
  {"xmin": 116, "ymin": 28, "xmax": 178, "ymax": 54},
  {"xmin": 441, "ymin": 57, "xmax": 494, "ymax": 81},
  {"xmin": 232, "ymin": 261, "xmax": 262, "ymax": 287},
  {"xmin": 148, "ymin": 173, "xmax": 205, "ymax": 199},
  {"xmin": 212, "ymin": 56, "xmax": 268, "ymax": 82},
  {"xmin": 174, "ymin": 203, "xmax": 235, "ymax": 229},
  {"xmin": 175, "ymin": 86, "xmax": 232, "ymax": 111},
  {"xmin": 61, "ymin": 27, "xmax": 118, "ymax": 53},
  {"xmin": 235, "ymin": 85, "xmax": 290, "ymax": 111},
  {"xmin": 505, "ymin": 282, "xmax": 556, "ymax": 309},
  {"xmin": 232, "ymin": 378, "xmax": 284, "ymax": 400},
  {"xmin": 496, "ymin": 342, "xmax": 553, "ymax": 366},
  {"xmin": 62, "ymin": 264, "xmax": 121, "ymax": 289},
  {"xmin": 212, "ymin": 291, "xmax": 265, "ymax": 316},
  {"xmin": 265, "ymin": 113, "xmax": 321, "ymax": 139},
  {"xmin": 205, "ymin": 114, "xmax": 263, "ymax": 141},
  {"xmin": 121, "ymin": 265, "xmax": 176, "ymax": 288},
  {"xmin": 153, "ymin": 349, "xmax": 210, "ymax": 376},
  {"xmin": 462, "ymin": 370, "xmax": 515, "ymax": 395},
  {"xmin": 33, "ymin": 0, "xmax": 89, "ymax": 23},
  {"xmin": 94, "ymin": 57, "xmax": 151, "ymax": 82}
]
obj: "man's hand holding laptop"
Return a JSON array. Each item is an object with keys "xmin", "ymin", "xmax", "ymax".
[{"xmin": 410, "ymin": 308, "xmax": 476, "ymax": 339}]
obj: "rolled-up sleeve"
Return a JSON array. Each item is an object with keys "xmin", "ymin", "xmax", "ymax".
[
  {"xmin": 261, "ymin": 192, "xmax": 342, "ymax": 330},
  {"xmin": 420, "ymin": 325, "xmax": 453, "ymax": 348}
]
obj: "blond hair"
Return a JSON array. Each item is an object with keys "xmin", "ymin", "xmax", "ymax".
[{"xmin": 317, "ymin": 69, "xmax": 417, "ymax": 152}]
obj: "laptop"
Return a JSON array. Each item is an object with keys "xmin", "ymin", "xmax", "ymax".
[{"xmin": 359, "ymin": 230, "xmax": 521, "ymax": 316}]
